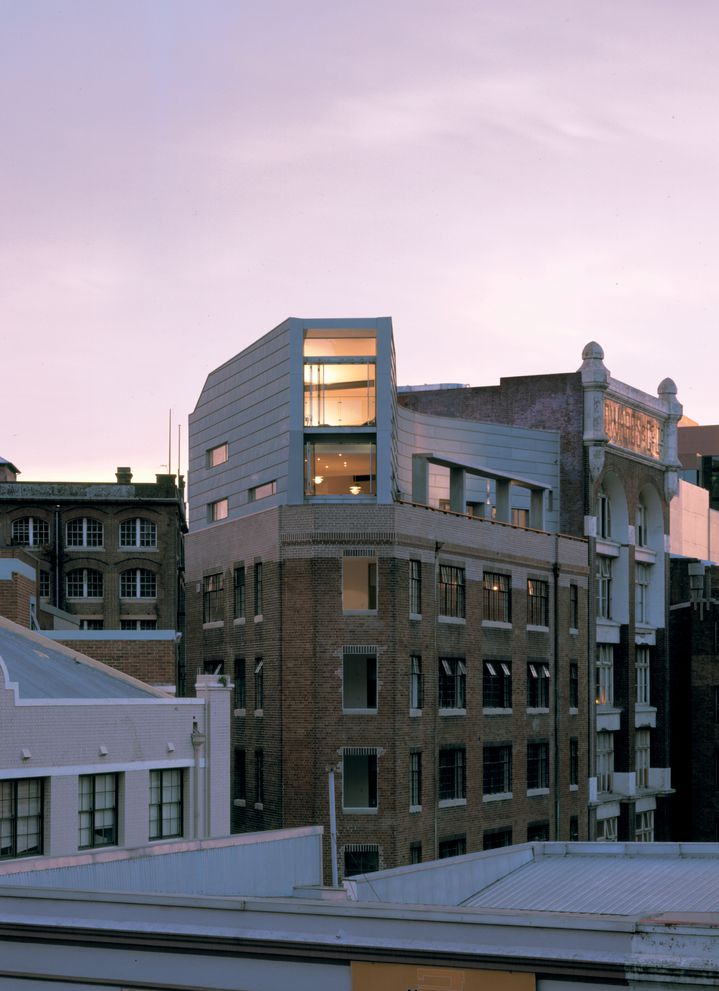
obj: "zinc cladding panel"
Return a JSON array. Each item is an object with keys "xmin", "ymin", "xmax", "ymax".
[
  {"xmin": 189, "ymin": 332, "xmax": 292, "ymax": 528},
  {"xmin": 0, "ymin": 627, "xmax": 156, "ymax": 700},
  {"xmin": 463, "ymin": 855, "xmax": 719, "ymax": 914}
]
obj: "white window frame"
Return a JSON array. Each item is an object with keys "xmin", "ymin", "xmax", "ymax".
[
  {"xmin": 636, "ymin": 646, "xmax": 650, "ymax": 705},
  {"xmin": 66, "ymin": 568, "xmax": 103, "ymax": 599},
  {"xmin": 12, "ymin": 516, "xmax": 49, "ymax": 546},
  {"xmin": 596, "ymin": 815, "xmax": 618, "ymax": 841},
  {"xmin": 596, "ymin": 644, "xmax": 614, "ymax": 706},
  {"xmin": 636, "ymin": 500, "xmax": 647, "ymax": 547},
  {"xmin": 636, "ymin": 809, "xmax": 654, "ymax": 842},
  {"xmin": 66, "ymin": 517, "xmax": 104, "ymax": 548},
  {"xmin": 636, "ymin": 729, "xmax": 650, "ymax": 789},
  {"xmin": 119, "ymin": 517, "xmax": 157, "ymax": 548},
  {"xmin": 597, "ymin": 489, "xmax": 611, "ymax": 539},
  {"xmin": 120, "ymin": 568, "xmax": 156, "ymax": 599},
  {"xmin": 596, "ymin": 555, "xmax": 612, "ymax": 620},
  {"xmin": 635, "ymin": 563, "xmax": 650, "ymax": 624},
  {"xmin": 596, "ymin": 731, "xmax": 614, "ymax": 794}
]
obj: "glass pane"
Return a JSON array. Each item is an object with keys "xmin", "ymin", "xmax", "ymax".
[
  {"xmin": 304, "ymin": 363, "xmax": 375, "ymax": 426},
  {"xmin": 305, "ymin": 440, "xmax": 376, "ymax": 496},
  {"xmin": 303, "ymin": 332, "xmax": 376, "ymax": 357}
]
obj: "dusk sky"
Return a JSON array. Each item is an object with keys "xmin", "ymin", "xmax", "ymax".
[{"xmin": 3, "ymin": 1, "xmax": 718, "ymax": 484}]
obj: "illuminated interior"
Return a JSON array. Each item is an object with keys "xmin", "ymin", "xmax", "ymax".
[
  {"xmin": 304, "ymin": 362, "xmax": 376, "ymax": 426},
  {"xmin": 303, "ymin": 330, "xmax": 376, "ymax": 357},
  {"xmin": 304, "ymin": 440, "xmax": 376, "ymax": 496}
]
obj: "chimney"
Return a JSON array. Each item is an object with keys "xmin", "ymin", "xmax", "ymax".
[{"xmin": 116, "ymin": 467, "xmax": 133, "ymax": 484}]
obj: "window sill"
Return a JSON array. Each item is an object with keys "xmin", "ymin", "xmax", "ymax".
[
  {"xmin": 483, "ymin": 792, "xmax": 512, "ymax": 803},
  {"xmin": 233, "ymin": 616, "xmax": 246, "ymax": 626},
  {"xmin": 67, "ymin": 547, "xmax": 106, "ymax": 552},
  {"xmin": 527, "ymin": 707, "xmax": 550, "ymax": 715},
  {"xmin": 438, "ymin": 798, "xmax": 466, "ymax": 808},
  {"xmin": 409, "ymin": 804, "xmax": 422, "ymax": 814},
  {"xmin": 483, "ymin": 708, "xmax": 512, "ymax": 716},
  {"xmin": 438, "ymin": 615, "xmax": 465, "ymax": 625},
  {"xmin": 569, "ymin": 627, "xmax": 579, "ymax": 636},
  {"xmin": 409, "ymin": 612, "xmax": 422, "ymax": 621},
  {"xmin": 254, "ymin": 614, "xmax": 263, "ymax": 624},
  {"xmin": 233, "ymin": 708, "xmax": 246, "ymax": 718},
  {"xmin": 254, "ymin": 709, "xmax": 263, "ymax": 718},
  {"xmin": 482, "ymin": 620, "xmax": 512, "ymax": 630},
  {"xmin": 120, "ymin": 546, "xmax": 158, "ymax": 553},
  {"xmin": 254, "ymin": 802, "xmax": 264, "ymax": 810},
  {"xmin": 342, "ymin": 807, "xmax": 378, "ymax": 815},
  {"xmin": 569, "ymin": 784, "xmax": 578, "ymax": 792},
  {"xmin": 343, "ymin": 609, "xmax": 378, "ymax": 616},
  {"xmin": 343, "ymin": 708, "xmax": 377, "ymax": 715},
  {"xmin": 596, "ymin": 538, "xmax": 620, "ymax": 557},
  {"xmin": 635, "ymin": 546, "xmax": 657, "ymax": 564},
  {"xmin": 439, "ymin": 708, "xmax": 466, "ymax": 717},
  {"xmin": 527, "ymin": 787, "xmax": 550, "ymax": 797},
  {"xmin": 409, "ymin": 708, "xmax": 423, "ymax": 718},
  {"xmin": 203, "ymin": 621, "xmax": 224, "ymax": 630},
  {"xmin": 233, "ymin": 798, "xmax": 246, "ymax": 807},
  {"xmin": 527, "ymin": 624, "xmax": 549, "ymax": 633},
  {"xmin": 569, "ymin": 706, "xmax": 579, "ymax": 716}
]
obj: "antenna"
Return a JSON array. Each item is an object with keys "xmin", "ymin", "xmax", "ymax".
[
  {"xmin": 177, "ymin": 423, "xmax": 181, "ymax": 478},
  {"xmin": 168, "ymin": 409, "xmax": 172, "ymax": 476}
]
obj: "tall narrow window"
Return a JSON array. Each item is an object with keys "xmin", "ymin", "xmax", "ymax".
[
  {"xmin": 636, "ymin": 810, "xmax": 654, "ymax": 842},
  {"xmin": 438, "ymin": 748, "xmax": 466, "ymax": 802},
  {"xmin": 483, "ymin": 572, "xmax": 511, "ymax": 623},
  {"xmin": 636, "ymin": 647, "xmax": 650, "ymax": 705},
  {"xmin": 569, "ymin": 584, "xmax": 579, "ymax": 630},
  {"xmin": 203, "ymin": 573, "xmax": 224, "ymax": 623},
  {"xmin": 596, "ymin": 556, "xmax": 612, "ymax": 619},
  {"xmin": 254, "ymin": 658, "xmax": 264, "ymax": 711},
  {"xmin": 596, "ymin": 816, "xmax": 618, "ymax": 841},
  {"xmin": 596, "ymin": 732, "xmax": 614, "ymax": 793},
  {"xmin": 0, "ymin": 779, "xmax": 43, "ymax": 859},
  {"xmin": 233, "ymin": 566, "xmax": 246, "ymax": 618},
  {"xmin": 596, "ymin": 645, "xmax": 614, "ymax": 706},
  {"xmin": 255, "ymin": 750, "xmax": 264, "ymax": 806},
  {"xmin": 636, "ymin": 730, "xmax": 650, "ymax": 789},
  {"xmin": 569, "ymin": 738, "xmax": 579, "ymax": 787},
  {"xmin": 597, "ymin": 489, "xmax": 611, "ymax": 539},
  {"xmin": 635, "ymin": 563, "xmax": 650, "ymax": 624},
  {"xmin": 636, "ymin": 500, "xmax": 647, "ymax": 547},
  {"xmin": 527, "ymin": 741, "xmax": 549, "ymax": 790},
  {"xmin": 569, "ymin": 661, "xmax": 579, "ymax": 710},
  {"xmin": 409, "ymin": 751, "xmax": 422, "ymax": 808},
  {"xmin": 234, "ymin": 658, "xmax": 246, "ymax": 709},
  {"xmin": 410, "ymin": 655, "xmax": 424, "ymax": 711},
  {"xmin": 342, "ymin": 748, "xmax": 378, "ymax": 810},
  {"xmin": 343, "ymin": 554, "xmax": 377, "ymax": 611},
  {"xmin": 79, "ymin": 774, "xmax": 117, "ymax": 848},
  {"xmin": 527, "ymin": 579, "xmax": 549, "ymax": 626},
  {"xmin": 254, "ymin": 562, "xmax": 263, "ymax": 616},
  {"xmin": 149, "ymin": 769, "xmax": 182, "ymax": 840},
  {"xmin": 234, "ymin": 749, "xmax": 246, "ymax": 802},
  {"xmin": 343, "ymin": 651, "xmax": 377, "ymax": 711},
  {"xmin": 439, "ymin": 657, "xmax": 466, "ymax": 710},
  {"xmin": 438, "ymin": 565, "xmax": 465, "ymax": 618},
  {"xmin": 409, "ymin": 559, "xmax": 422, "ymax": 615}
]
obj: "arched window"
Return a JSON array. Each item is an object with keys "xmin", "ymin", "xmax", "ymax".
[
  {"xmin": 12, "ymin": 516, "xmax": 49, "ymax": 546},
  {"xmin": 119, "ymin": 518, "xmax": 157, "ymax": 548},
  {"xmin": 66, "ymin": 518, "xmax": 104, "ymax": 548},
  {"xmin": 120, "ymin": 568, "xmax": 157, "ymax": 598},
  {"xmin": 66, "ymin": 568, "xmax": 103, "ymax": 598}
]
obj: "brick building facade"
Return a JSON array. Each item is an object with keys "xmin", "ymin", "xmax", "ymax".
[
  {"xmin": 399, "ymin": 342, "xmax": 683, "ymax": 841},
  {"xmin": 186, "ymin": 318, "xmax": 592, "ymax": 876},
  {"xmin": 0, "ymin": 464, "xmax": 186, "ymax": 689}
]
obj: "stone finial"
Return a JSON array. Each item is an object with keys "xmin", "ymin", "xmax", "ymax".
[
  {"xmin": 658, "ymin": 377, "xmax": 677, "ymax": 397},
  {"xmin": 579, "ymin": 341, "xmax": 610, "ymax": 386},
  {"xmin": 581, "ymin": 341, "xmax": 604, "ymax": 361}
]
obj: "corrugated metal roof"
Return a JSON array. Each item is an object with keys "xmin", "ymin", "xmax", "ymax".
[
  {"xmin": 0, "ymin": 621, "xmax": 157, "ymax": 699},
  {"xmin": 464, "ymin": 851, "xmax": 719, "ymax": 915}
]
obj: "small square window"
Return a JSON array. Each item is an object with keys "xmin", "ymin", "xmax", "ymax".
[
  {"xmin": 207, "ymin": 443, "xmax": 229, "ymax": 467},
  {"xmin": 209, "ymin": 498, "xmax": 228, "ymax": 522}
]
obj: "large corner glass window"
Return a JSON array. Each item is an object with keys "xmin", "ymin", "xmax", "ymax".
[
  {"xmin": 303, "ymin": 329, "xmax": 376, "ymax": 358},
  {"xmin": 304, "ymin": 362, "xmax": 376, "ymax": 427},
  {"xmin": 304, "ymin": 438, "xmax": 376, "ymax": 497},
  {"xmin": 343, "ymin": 553, "xmax": 377, "ymax": 611}
]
